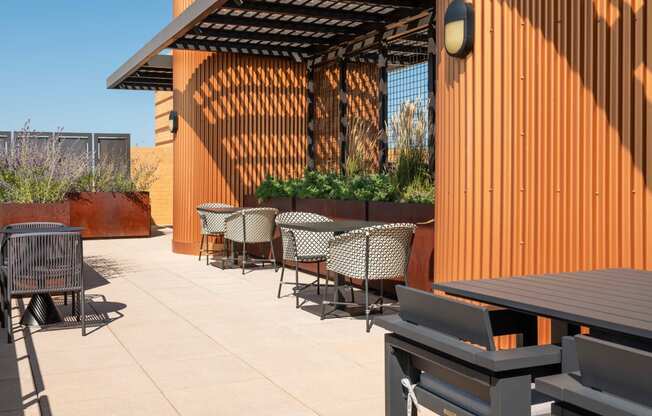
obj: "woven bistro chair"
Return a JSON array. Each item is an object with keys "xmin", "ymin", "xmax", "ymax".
[
  {"xmin": 275, "ymin": 212, "xmax": 333, "ymax": 308},
  {"xmin": 326, "ymin": 223, "xmax": 416, "ymax": 332},
  {"xmin": 224, "ymin": 208, "xmax": 279, "ymax": 275},
  {"xmin": 196, "ymin": 203, "xmax": 234, "ymax": 265},
  {"xmin": 0, "ymin": 232, "xmax": 84, "ymax": 343}
]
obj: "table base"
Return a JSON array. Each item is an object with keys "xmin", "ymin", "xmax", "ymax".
[{"xmin": 20, "ymin": 294, "xmax": 63, "ymax": 327}]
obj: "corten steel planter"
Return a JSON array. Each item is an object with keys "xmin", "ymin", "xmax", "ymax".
[
  {"xmin": 0, "ymin": 202, "xmax": 70, "ymax": 228},
  {"xmin": 294, "ymin": 198, "xmax": 366, "ymax": 220},
  {"xmin": 368, "ymin": 201, "xmax": 434, "ymax": 294},
  {"xmin": 68, "ymin": 192, "xmax": 151, "ymax": 239}
]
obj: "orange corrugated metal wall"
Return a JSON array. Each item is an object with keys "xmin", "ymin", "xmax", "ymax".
[
  {"xmin": 314, "ymin": 62, "xmax": 380, "ymax": 172},
  {"xmin": 434, "ymin": 0, "xmax": 652, "ymax": 345},
  {"xmin": 172, "ymin": 49, "xmax": 307, "ymax": 254}
]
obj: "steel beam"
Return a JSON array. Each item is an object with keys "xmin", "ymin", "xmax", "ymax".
[
  {"xmin": 378, "ymin": 46, "xmax": 389, "ymax": 172},
  {"xmin": 338, "ymin": 54, "xmax": 349, "ymax": 174},
  {"xmin": 427, "ymin": 19, "xmax": 436, "ymax": 173},
  {"xmin": 307, "ymin": 63, "xmax": 316, "ymax": 171}
]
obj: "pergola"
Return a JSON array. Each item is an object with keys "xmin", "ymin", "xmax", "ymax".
[{"xmin": 107, "ymin": 0, "xmax": 435, "ymax": 170}]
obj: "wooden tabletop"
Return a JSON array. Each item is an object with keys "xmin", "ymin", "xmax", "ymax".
[
  {"xmin": 196, "ymin": 207, "xmax": 243, "ymax": 214},
  {"xmin": 278, "ymin": 220, "xmax": 385, "ymax": 234},
  {"xmin": 434, "ymin": 269, "xmax": 652, "ymax": 341}
]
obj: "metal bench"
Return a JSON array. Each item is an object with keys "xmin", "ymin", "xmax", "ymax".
[
  {"xmin": 377, "ymin": 285, "xmax": 562, "ymax": 416},
  {"xmin": 536, "ymin": 335, "xmax": 652, "ymax": 416}
]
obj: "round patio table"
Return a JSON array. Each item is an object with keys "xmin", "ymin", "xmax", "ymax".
[{"xmin": 1, "ymin": 226, "xmax": 83, "ymax": 327}]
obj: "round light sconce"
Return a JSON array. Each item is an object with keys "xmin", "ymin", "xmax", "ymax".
[
  {"xmin": 169, "ymin": 111, "xmax": 178, "ymax": 134},
  {"xmin": 444, "ymin": 0, "xmax": 474, "ymax": 58}
]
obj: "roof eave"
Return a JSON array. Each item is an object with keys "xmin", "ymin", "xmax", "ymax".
[{"xmin": 106, "ymin": 0, "xmax": 228, "ymax": 89}]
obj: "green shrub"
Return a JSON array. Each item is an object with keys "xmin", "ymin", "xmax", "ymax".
[
  {"xmin": 401, "ymin": 176, "xmax": 434, "ymax": 204},
  {"xmin": 255, "ymin": 172, "xmax": 398, "ymax": 203}
]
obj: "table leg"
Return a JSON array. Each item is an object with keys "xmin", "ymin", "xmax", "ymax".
[
  {"xmin": 550, "ymin": 319, "xmax": 581, "ymax": 345},
  {"xmin": 20, "ymin": 294, "xmax": 63, "ymax": 327},
  {"xmin": 334, "ymin": 274, "xmax": 348, "ymax": 310}
]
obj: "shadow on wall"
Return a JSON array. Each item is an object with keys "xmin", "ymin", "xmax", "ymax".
[
  {"xmin": 447, "ymin": 0, "xmax": 651, "ymax": 186},
  {"xmin": 175, "ymin": 51, "xmax": 308, "ymax": 208}
]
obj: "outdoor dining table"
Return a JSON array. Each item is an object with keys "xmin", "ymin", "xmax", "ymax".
[
  {"xmin": 434, "ymin": 269, "xmax": 652, "ymax": 350},
  {"xmin": 279, "ymin": 219, "xmax": 385, "ymax": 309},
  {"xmin": 1, "ymin": 225, "xmax": 84, "ymax": 326}
]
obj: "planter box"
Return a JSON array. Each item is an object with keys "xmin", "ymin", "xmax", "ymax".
[
  {"xmin": 0, "ymin": 193, "xmax": 152, "ymax": 239},
  {"xmin": 0, "ymin": 202, "xmax": 70, "ymax": 227},
  {"xmin": 295, "ymin": 198, "xmax": 366, "ymax": 220},
  {"xmin": 368, "ymin": 201, "xmax": 434, "ymax": 293},
  {"xmin": 68, "ymin": 192, "xmax": 151, "ymax": 239}
]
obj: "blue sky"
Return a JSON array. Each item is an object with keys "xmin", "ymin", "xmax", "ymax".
[{"xmin": 0, "ymin": 1, "xmax": 171, "ymax": 147}]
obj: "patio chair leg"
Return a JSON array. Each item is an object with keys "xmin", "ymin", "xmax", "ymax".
[
  {"xmin": 349, "ymin": 278, "xmax": 355, "ymax": 303},
  {"xmin": 277, "ymin": 265, "xmax": 285, "ymax": 298},
  {"xmin": 364, "ymin": 277, "xmax": 371, "ymax": 333},
  {"xmin": 5, "ymin": 294, "xmax": 12, "ymax": 343},
  {"xmin": 64, "ymin": 293, "xmax": 68, "ymax": 305},
  {"xmin": 71, "ymin": 292, "xmax": 77, "ymax": 316},
  {"xmin": 75, "ymin": 292, "xmax": 81, "ymax": 322},
  {"xmin": 316, "ymin": 262, "xmax": 320, "ymax": 295},
  {"xmin": 241, "ymin": 241, "xmax": 246, "ymax": 275},
  {"xmin": 320, "ymin": 273, "xmax": 328, "ymax": 320},
  {"xmin": 332, "ymin": 275, "xmax": 339, "ymax": 316},
  {"xmin": 80, "ymin": 289, "xmax": 85, "ymax": 336},
  {"xmin": 380, "ymin": 279, "xmax": 384, "ymax": 314},
  {"xmin": 198, "ymin": 234, "xmax": 205, "ymax": 261},
  {"xmin": 206, "ymin": 236, "xmax": 210, "ymax": 266},
  {"xmin": 269, "ymin": 241, "xmax": 278, "ymax": 273},
  {"xmin": 294, "ymin": 262, "xmax": 300, "ymax": 308}
]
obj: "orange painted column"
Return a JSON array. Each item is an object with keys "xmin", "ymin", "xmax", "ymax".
[
  {"xmin": 171, "ymin": 0, "xmax": 307, "ymax": 254},
  {"xmin": 434, "ymin": 0, "xmax": 651, "ymax": 344}
]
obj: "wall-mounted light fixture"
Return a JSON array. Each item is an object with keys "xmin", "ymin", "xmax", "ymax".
[
  {"xmin": 169, "ymin": 111, "xmax": 178, "ymax": 134},
  {"xmin": 444, "ymin": 0, "xmax": 474, "ymax": 58}
]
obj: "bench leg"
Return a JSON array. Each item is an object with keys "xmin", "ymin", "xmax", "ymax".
[
  {"xmin": 489, "ymin": 374, "xmax": 531, "ymax": 416},
  {"xmin": 385, "ymin": 334, "xmax": 418, "ymax": 416}
]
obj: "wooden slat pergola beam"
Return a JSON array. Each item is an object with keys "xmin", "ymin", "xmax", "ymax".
[
  {"xmin": 172, "ymin": 38, "xmax": 314, "ymax": 58},
  {"xmin": 342, "ymin": 0, "xmax": 433, "ymax": 10},
  {"xmin": 222, "ymin": 2, "xmax": 389, "ymax": 24},
  {"xmin": 203, "ymin": 14, "xmax": 369, "ymax": 36},
  {"xmin": 192, "ymin": 27, "xmax": 336, "ymax": 46}
]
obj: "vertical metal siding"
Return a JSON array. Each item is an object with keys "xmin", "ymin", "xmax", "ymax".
[
  {"xmin": 172, "ymin": 48, "xmax": 307, "ymax": 254},
  {"xmin": 313, "ymin": 62, "xmax": 380, "ymax": 172},
  {"xmin": 435, "ymin": 0, "xmax": 652, "ymax": 345}
]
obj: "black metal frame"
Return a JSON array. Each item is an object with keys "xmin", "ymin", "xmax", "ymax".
[{"xmin": 107, "ymin": 0, "xmax": 434, "ymax": 91}]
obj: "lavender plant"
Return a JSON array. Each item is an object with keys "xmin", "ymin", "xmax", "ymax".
[
  {"xmin": 0, "ymin": 122, "xmax": 89, "ymax": 203},
  {"xmin": 0, "ymin": 121, "xmax": 159, "ymax": 203}
]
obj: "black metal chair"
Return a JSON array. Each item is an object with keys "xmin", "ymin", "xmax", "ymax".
[
  {"xmin": 377, "ymin": 286, "xmax": 561, "ymax": 416},
  {"xmin": 0, "ymin": 232, "xmax": 85, "ymax": 343},
  {"xmin": 536, "ymin": 335, "xmax": 652, "ymax": 416},
  {"xmin": 1, "ymin": 222, "xmax": 65, "ymax": 263}
]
